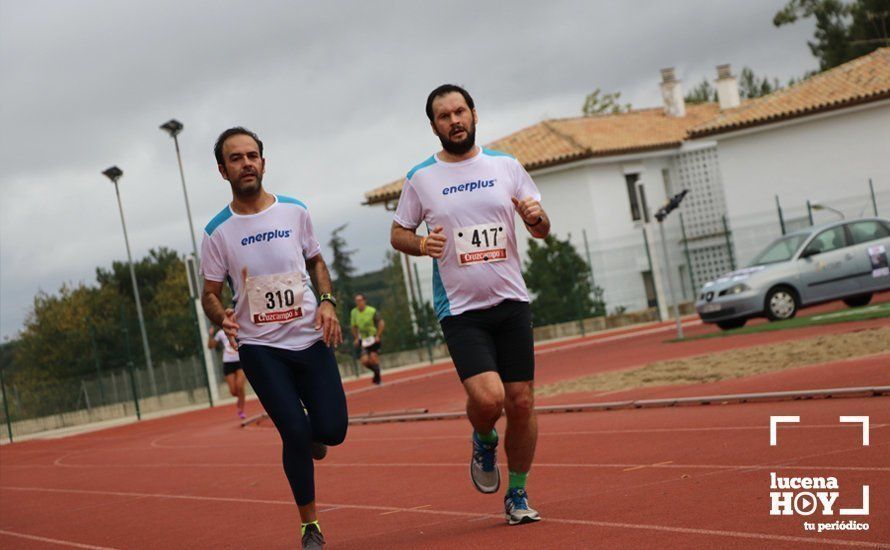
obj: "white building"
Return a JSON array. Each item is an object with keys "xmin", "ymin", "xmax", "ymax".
[
  {"xmin": 364, "ymin": 48, "xmax": 890, "ymax": 320},
  {"xmin": 688, "ymin": 51, "xmax": 890, "ymax": 267}
]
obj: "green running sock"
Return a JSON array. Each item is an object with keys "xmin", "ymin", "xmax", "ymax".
[
  {"xmin": 301, "ymin": 521, "xmax": 320, "ymax": 536},
  {"xmin": 508, "ymin": 471, "xmax": 528, "ymax": 490},
  {"xmin": 475, "ymin": 429, "xmax": 498, "ymax": 443}
]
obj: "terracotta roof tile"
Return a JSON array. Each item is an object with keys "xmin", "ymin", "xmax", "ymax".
[
  {"xmin": 690, "ymin": 47, "xmax": 890, "ymax": 137},
  {"xmin": 512, "ymin": 103, "xmax": 721, "ymax": 169},
  {"xmin": 365, "ymin": 48, "xmax": 890, "ymax": 205},
  {"xmin": 364, "ymin": 104, "xmax": 719, "ymax": 204}
]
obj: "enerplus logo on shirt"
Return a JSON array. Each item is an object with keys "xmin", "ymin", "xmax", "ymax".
[
  {"xmin": 240, "ymin": 229, "xmax": 292, "ymax": 246},
  {"xmin": 441, "ymin": 179, "xmax": 496, "ymax": 196}
]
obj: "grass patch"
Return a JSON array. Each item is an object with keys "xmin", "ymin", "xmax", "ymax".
[
  {"xmin": 536, "ymin": 327, "xmax": 889, "ymax": 398},
  {"xmin": 681, "ymin": 301, "xmax": 890, "ymax": 341}
]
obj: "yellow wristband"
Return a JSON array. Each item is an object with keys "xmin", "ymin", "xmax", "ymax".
[{"xmin": 420, "ymin": 236, "xmax": 428, "ymax": 255}]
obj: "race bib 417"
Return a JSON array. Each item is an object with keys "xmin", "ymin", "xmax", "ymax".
[{"xmin": 454, "ymin": 223, "xmax": 508, "ymax": 266}]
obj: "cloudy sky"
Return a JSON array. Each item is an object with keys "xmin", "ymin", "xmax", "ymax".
[{"xmin": 0, "ymin": 0, "xmax": 817, "ymax": 340}]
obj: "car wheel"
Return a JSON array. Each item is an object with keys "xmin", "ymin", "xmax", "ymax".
[
  {"xmin": 765, "ymin": 286, "xmax": 798, "ymax": 321},
  {"xmin": 843, "ymin": 293, "xmax": 873, "ymax": 308},
  {"xmin": 717, "ymin": 319, "xmax": 747, "ymax": 330}
]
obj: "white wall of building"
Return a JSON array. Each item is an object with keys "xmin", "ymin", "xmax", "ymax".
[
  {"xmin": 527, "ymin": 154, "xmax": 687, "ymax": 316},
  {"xmin": 712, "ymin": 100, "xmax": 890, "ymax": 265}
]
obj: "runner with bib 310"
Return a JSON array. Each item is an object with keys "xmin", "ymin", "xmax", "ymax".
[
  {"xmin": 200, "ymin": 127, "xmax": 347, "ymax": 549},
  {"xmin": 390, "ymin": 84, "xmax": 551, "ymax": 526}
]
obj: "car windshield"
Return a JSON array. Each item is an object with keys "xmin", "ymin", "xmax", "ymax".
[{"xmin": 749, "ymin": 234, "xmax": 809, "ymax": 266}]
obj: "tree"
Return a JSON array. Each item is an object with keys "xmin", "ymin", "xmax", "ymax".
[
  {"xmin": 148, "ymin": 260, "xmax": 202, "ymax": 361},
  {"xmin": 738, "ymin": 67, "xmax": 781, "ymax": 99},
  {"xmin": 774, "ymin": 0, "xmax": 890, "ymax": 71},
  {"xmin": 327, "ymin": 224, "xmax": 357, "ymax": 338},
  {"xmin": 5, "ymin": 248, "xmax": 231, "ymax": 417},
  {"xmin": 96, "ymin": 247, "xmax": 182, "ymax": 307},
  {"xmin": 522, "ymin": 234, "xmax": 605, "ymax": 326},
  {"xmin": 410, "ymin": 299, "xmax": 442, "ymax": 346},
  {"xmin": 684, "ymin": 78, "xmax": 718, "ymax": 104},
  {"xmin": 685, "ymin": 67, "xmax": 782, "ymax": 104},
  {"xmin": 93, "ymin": 247, "xmax": 202, "ymax": 366},
  {"xmin": 582, "ymin": 88, "xmax": 632, "ymax": 116},
  {"xmin": 377, "ymin": 251, "xmax": 420, "ymax": 352},
  {"xmin": 10, "ymin": 282, "xmax": 126, "ymax": 417}
]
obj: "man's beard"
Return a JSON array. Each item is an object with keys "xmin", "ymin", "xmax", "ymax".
[
  {"xmin": 437, "ymin": 122, "xmax": 476, "ymax": 155},
  {"xmin": 228, "ymin": 170, "xmax": 263, "ymax": 199}
]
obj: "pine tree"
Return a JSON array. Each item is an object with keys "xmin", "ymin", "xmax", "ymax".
[
  {"xmin": 522, "ymin": 234, "xmax": 605, "ymax": 326},
  {"xmin": 327, "ymin": 224, "xmax": 357, "ymax": 338}
]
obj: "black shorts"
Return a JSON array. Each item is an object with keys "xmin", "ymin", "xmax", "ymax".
[
  {"xmin": 223, "ymin": 361, "xmax": 242, "ymax": 376},
  {"xmin": 360, "ymin": 342, "xmax": 381, "ymax": 355},
  {"xmin": 439, "ymin": 299, "xmax": 534, "ymax": 383}
]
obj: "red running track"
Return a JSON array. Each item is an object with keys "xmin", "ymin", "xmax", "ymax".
[{"xmin": 1, "ymin": 298, "xmax": 888, "ymax": 549}]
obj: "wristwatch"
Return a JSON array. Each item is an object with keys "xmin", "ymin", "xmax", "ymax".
[{"xmin": 319, "ymin": 293, "xmax": 337, "ymax": 307}]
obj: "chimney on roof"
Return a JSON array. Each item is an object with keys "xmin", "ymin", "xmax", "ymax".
[
  {"xmin": 659, "ymin": 67, "xmax": 686, "ymax": 117},
  {"xmin": 716, "ymin": 64, "xmax": 741, "ymax": 110}
]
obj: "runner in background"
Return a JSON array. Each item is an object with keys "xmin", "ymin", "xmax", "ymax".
[
  {"xmin": 350, "ymin": 294, "xmax": 384, "ymax": 384},
  {"xmin": 208, "ymin": 326, "xmax": 247, "ymax": 419}
]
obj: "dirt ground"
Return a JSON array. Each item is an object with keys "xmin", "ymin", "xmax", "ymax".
[{"xmin": 536, "ymin": 326, "xmax": 890, "ymax": 397}]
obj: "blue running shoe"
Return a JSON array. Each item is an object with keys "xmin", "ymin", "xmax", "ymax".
[
  {"xmin": 504, "ymin": 488, "xmax": 541, "ymax": 525},
  {"xmin": 470, "ymin": 431, "xmax": 500, "ymax": 493}
]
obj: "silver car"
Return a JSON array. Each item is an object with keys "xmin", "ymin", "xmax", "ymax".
[{"xmin": 695, "ymin": 217, "xmax": 890, "ymax": 330}]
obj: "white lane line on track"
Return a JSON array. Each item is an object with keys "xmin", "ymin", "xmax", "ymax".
[
  {"xmin": 379, "ymin": 504, "xmax": 432, "ymax": 516},
  {"xmin": 316, "ymin": 462, "xmax": 889, "ymax": 472},
  {"xmin": 622, "ymin": 460, "xmax": 674, "ymax": 472},
  {"xmin": 7, "ymin": 419, "xmax": 884, "ymax": 455},
  {"xmin": 0, "ymin": 529, "xmax": 119, "ymax": 549},
  {"xmin": 127, "ymin": 422, "xmax": 888, "ymax": 450},
  {"xmin": 346, "ymin": 423, "xmax": 890, "ymax": 441},
  {"xmin": 734, "ymin": 440, "xmax": 890, "ymax": 475},
  {"xmin": 0, "ymin": 486, "xmax": 884, "ymax": 548},
  {"xmin": 23, "ymin": 419, "xmax": 880, "ymax": 457},
  {"xmin": 5, "ymin": 460, "xmax": 887, "ymax": 473},
  {"xmin": 344, "ymin": 368, "xmax": 453, "ymax": 397}
]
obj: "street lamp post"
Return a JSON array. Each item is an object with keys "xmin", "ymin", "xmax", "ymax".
[
  {"xmin": 102, "ymin": 166, "xmax": 158, "ymax": 397},
  {"xmin": 160, "ymin": 120, "xmax": 219, "ymax": 406},
  {"xmin": 159, "ymin": 120, "xmax": 200, "ymax": 258},
  {"xmin": 654, "ymin": 189, "xmax": 690, "ymax": 341}
]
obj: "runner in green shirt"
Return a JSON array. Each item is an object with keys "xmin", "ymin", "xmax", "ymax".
[{"xmin": 350, "ymin": 294, "xmax": 385, "ymax": 384}]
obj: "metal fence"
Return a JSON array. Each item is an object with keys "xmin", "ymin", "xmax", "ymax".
[{"xmin": 0, "ymin": 354, "xmax": 214, "ymax": 441}]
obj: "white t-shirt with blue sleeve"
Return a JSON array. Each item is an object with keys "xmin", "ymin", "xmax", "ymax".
[
  {"xmin": 200, "ymin": 194, "xmax": 323, "ymax": 351},
  {"xmin": 393, "ymin": 147, "xmax": 541, "ymax": 320}
]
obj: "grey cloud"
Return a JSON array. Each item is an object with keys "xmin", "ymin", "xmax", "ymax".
[{"xmin": 0, "ymin": 0, "xmax": 815, "ymax": 338}]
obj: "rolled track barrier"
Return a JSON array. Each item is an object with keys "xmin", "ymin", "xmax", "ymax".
[{"xmin": 348, "ymin": 386, "xmax": 890, "ymax": 425}]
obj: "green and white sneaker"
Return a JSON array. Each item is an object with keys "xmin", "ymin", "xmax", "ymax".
[
  {"xmin": 301, "ymin": 523, "xmax": 325, "ymax": 549},
  {"xmin": 504, "ymin": 488, "xmax": 541, "ymax": 525},
  {"xmin": 470, "ymin": 431, "xmax": 500, "ymax": 493}
]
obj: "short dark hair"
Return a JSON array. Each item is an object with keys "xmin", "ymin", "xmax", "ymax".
[
  {"xmin": 425, "ymin": 84, "xmax": 474, "ymax": 121},
  {"xmin": 214, "ymin": 127, "xmax": 264, "ymax": 165}
]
